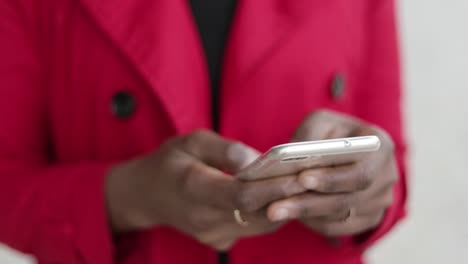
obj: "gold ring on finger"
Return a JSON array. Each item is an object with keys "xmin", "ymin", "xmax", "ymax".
[{"xmin": 234, "ymin": 209, "xmax": 249, "ymax": 227}]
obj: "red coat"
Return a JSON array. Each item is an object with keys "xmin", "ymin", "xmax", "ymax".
[{"xmin": 0, "ymin": 0, "xmax": 407, "ymax": 263}]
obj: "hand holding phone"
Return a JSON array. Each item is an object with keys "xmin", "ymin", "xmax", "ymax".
[
  {"xmin": 237, "ymin": 136, "xmax": 381, "ymax": 181},
  {"xmin": 254, "ymin": 110, "xmax": 400, "ymax": 238}
]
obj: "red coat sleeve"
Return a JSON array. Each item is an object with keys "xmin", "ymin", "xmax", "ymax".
[
  {"xmin": 347, "ymin": 0, "xmax": 408, "ymax": 251},
  {"xmin": 0, "ymin": 1, "xmax": 115, "ymax": 263}
]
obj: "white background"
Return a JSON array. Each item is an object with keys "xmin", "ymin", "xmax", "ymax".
[
  {"xmin": 367, "ymin": 0, "xmax": 468, "ymax": 263},
  {"xmin": 1, "ymin": 0, "xmax": 468, "ymax": 263}
]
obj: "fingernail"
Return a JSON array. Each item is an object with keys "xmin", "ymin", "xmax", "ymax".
[
  {"xmin": 272, "ymin": 208, "xmax": 289, "ymax": 222},
  {"xmin": 302, "ymin": 176, "xmax": 319, "ymax": 190}
]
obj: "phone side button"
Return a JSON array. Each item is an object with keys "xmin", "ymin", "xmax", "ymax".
[{"xmin": 343, "ymin": 140, "xmax": 352, "ymax": 148}]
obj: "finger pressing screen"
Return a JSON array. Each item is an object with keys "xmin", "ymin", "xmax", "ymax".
[{"xmin": 291, "ymin": 110, "xmax": 361, "ymax": 142}]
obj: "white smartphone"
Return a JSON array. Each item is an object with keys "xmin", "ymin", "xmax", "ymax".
[{"xmin": 237, "ymin": 136, "xmax": 381, "ymax": 181}]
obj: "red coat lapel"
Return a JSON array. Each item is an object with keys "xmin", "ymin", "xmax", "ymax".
[
  {"xmin": 79, "ymin": 0, "xmax": 211, "ymax": 134},
  {"xmin": 222, "ymin": 0, "xmax": 323, "ymax": 88}
]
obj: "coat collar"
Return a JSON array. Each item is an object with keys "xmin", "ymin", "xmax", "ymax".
[
  {"xmin": 79, "ymin": 0, "xmax": 319, "ymax": 133},
  {"xmin": 222, "ymin": 0, "xmax": 304, "ymax": 88}
]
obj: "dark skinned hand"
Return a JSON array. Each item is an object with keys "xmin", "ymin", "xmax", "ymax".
[
  {"xmin": 266, "ymin": 110, "xmax": 398, "ymax": 237},
  {"xmin": 106, "ymin": 130, "xmax": 308, "ymax": 250}
]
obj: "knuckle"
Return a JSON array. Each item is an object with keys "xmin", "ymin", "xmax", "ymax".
[
  {"xmin": 290, "ymin": 200, "xmax": 309, "ymax": 218},
  {"xmin": 180, "ymin": 162, "xmax": 204, "ymax": 194},
  {"xmin": 301, "ymin": 206, "xmax": 317, "ymax": 219},
  {"xmin": 279, "ymin": 176, "xmax": 301, "ymax": 197},
  {"xmin": 333, "ymin": 194, "xmax": 352, "ymax": 214},
  {"xmin": 234, "ymin": 184, "xmax": 257, "ymax": 212},
  {"xmin": 184, "ymin": 162, "xmax": 204, "ymax": 182},
  {"xmin": 320, "ymin": 171, "xmax": 338, "ymax": 193},
  {"xmin": 184, "ymin": 130, "xmax": 211, "ymax": 153},
  {"xmin": 355, "ymin": 165, "xmax": 373, "ymax": 190},
  {"xmin": 183, "ymin": 135, "xmax": 200, "ymax": 155}
]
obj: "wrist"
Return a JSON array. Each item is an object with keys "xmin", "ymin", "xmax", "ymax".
[{"xmin": 105, "ymin": 161, "xmax": 156, "ymax": 233}]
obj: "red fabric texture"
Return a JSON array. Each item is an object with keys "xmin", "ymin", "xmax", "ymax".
[{"xmin": 0, "ymin": 0, "xmax": 407, "ymax": 263}]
